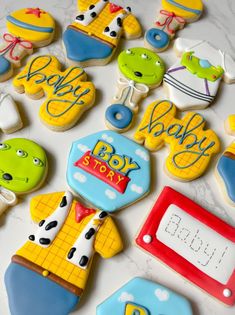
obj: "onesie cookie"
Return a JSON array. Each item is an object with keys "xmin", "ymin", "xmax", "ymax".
[
  {"xmin": 67, "ymin": 130, "xmax": 151, "ymax": 212},
  {"xmin": 13, "ymin": 55, "xmax": 96, "ymax": 131},
  {"xmin": 144, "ymin": 1, "xmax": 203, "ymax": 53},
  {"xmin": 163, "ymin": 38, "xmax": 235, "ymax": 110},
  {"xmin": 105, "ymin": 47, "xmax": 165, "ymax": 132},
  {"xmin": 97, "ymin": 277, "xmax": 193, "ymax": 315},
  {"xmin": 63, "ymin": 0, "xmax": 142, "ymax": 67},
  {"xmin": 134, "ymin": 100, "xmax": 220, "ymax": 181},
  {"xmin": 0, "ymin": 93, "xmax": 23, "ymax": 134},
  {"xmin": 135, "ymin": 186, "xmax": 235, "ymax": 306},
  {"xmin": 0, "ymin": 138, "xmax": 47, "ymax": 215}
]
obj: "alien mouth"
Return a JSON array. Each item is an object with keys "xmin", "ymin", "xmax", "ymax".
[{"xmin": 122, "ymin": 64, "xmax": 156, "ymax": 78}]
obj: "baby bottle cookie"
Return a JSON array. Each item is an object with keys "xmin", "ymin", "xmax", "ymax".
[
  {"xmin": 105, "ymin": 47, "xmax": 165, "ymax": 133},
  {"xmin": 0, "ymin": 8, "xmax": 55, "ymax": 82},
  {"xmin": 63, "ymin": 0, "xmax": 142, "ymax": 67}
]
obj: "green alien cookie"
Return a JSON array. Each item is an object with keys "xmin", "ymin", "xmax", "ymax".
[{"xmin": 105, "ymin": 47, "xmax": 165, "ymax": 133}]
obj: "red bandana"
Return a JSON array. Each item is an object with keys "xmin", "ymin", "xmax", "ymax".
[
  {"xmin": 109, "ymin": 3, "xmax": 123, "ymax": 13},
  {"xmin": 75, "ymin": 202, "xmax": 96, "ymax": 223},
  {"xmin": 25, "ymin": 8, "xmax": 45, "ymax": 18}
]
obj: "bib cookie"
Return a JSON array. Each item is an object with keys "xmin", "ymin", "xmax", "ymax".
[
  {"xmin": 105, "ymin": 47, "xmax": 165, "ymax": 132},
  {"xmin": 63, "ymin": 0, "xmax": 142, "ymax": 67},
  {"xmin": 134, "ymin": 100, "xmax": 220, "ymax": 181},
  {"xmin": 163, "ymin": 38, "xmax": 235, "ymax": 110},
  {"xmin": 13, "ymin": 55, "xmax": 96, "ymax": 131},
  {"xmin": 135, "ymin": 187, "xmax": 235, "ymax": 306},
  {"xmin": 97, "ymin": 277, "xmax": 193, "ymax": 315}
]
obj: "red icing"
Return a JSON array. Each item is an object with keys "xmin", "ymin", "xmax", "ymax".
[
  {"xmin": 109, "ymin": 3, "xmax": 123, "ymax": 13},
  {"xmin": 74, "ymin": 151, "xmax": 130, "ymax": 194},
  {"xmin": 25, "ymin": 8, "xmax": 45, "ymax": 18},
  {"xmin": 135, "ymin": 186, "xmax": 235, "ymax": 306},
  {"xmin": 75, "ymin": 202, "xmax": 96, "ymax": 223}
]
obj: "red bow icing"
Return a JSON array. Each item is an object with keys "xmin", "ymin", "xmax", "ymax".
[
  {"xmin": 75, "ymin": 202, "xmax": 96, "ymax": 223},
  {"xmin": 25, "ymin": 7, "xmax": 45, "ymax": 18},
  {"xmin": 0, "ymin": 34, "xmax": 33, "ymax": 61},
  {"xmin": 109, "ymin": 3, "xmax": 123, "ymax": 13},
  {"xmin": 156, "ymin": 10, "xmax": 185, "ymax": 35}
]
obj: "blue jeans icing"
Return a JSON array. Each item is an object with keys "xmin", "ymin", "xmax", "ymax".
[
  {"xmin": 217, "ymin": 155, "xmax": 235, "ymax": 203},
  {"xmin": 145, "ymin": 28, "xmax": 170, "ymax": 50},
  {"xmin": 63, "ymin": 28, "xmax": 113, "ymax": 62},
  {"xmin": 5, "ymin": 263, "xmax": 79, "ymax": 315},
  {"xmin": 105, "ymin": 104, "xmax": 133, "ymax": 129},
  {"xmin": 0, "ymin": 56, "xmax": 11, "ymax": 75}
]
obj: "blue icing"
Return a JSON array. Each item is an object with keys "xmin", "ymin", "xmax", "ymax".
[
  {"xmin": 105, "ymin": 103, "xmax": 133, "ymax": 130},
  {"xmin": 165, "ymin": 0, "xmax": 202, "ymax": 15},
  {"xmin": 66, "ymin": 130, "xmax": 151, "ymax": 212},
  {"xmin": 96, "ymin": 277, "xmax": 193, "ymax": 315},
  {"xmin": 217, "ymin": 155, "xmax": 235, "ymax": 203},
  {"xmin": 199, "ymin": 59, "xmax": 211, "ymax": 69},
  {"xmin": 145, "ymin": 28, "xmax": 170, "ymax": 50},
  {"xmin": 0, "ymin": 55, "xmax": 11, "ymax": 75},
  {"xmin": 63, "ymin": 27, "xmax": 113, "ymax": 62},
  {"xmin": 5, "ymin": 263, "xmax": 79, "ymax": 315},
  {"xmin": 7, "ymin": 16, "xmax": 54, "ymax": 33}
]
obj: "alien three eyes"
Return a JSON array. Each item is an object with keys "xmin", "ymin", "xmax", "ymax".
[
  {"xmin": 0, "ymin": 144, "xmax": 44, "ymax": 167},
  {"xmin": 125, "ymin": 49, "xmax": 162, "ymax": 66}
]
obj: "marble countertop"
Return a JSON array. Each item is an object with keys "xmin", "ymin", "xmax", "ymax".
[{"xmin": 0, "ymin": 0, "xmax": 235, "ymax": 314}]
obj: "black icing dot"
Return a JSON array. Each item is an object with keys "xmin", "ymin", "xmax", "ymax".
[
  {"xmin": 104, "ymin": 26, "xmax": 110, "ymax": 32},
  {"xmin": 103, "ymin": 0, "xmax": 108, "ymax": 2},
  {"xmin": 60, "ymin": 196, "xmax": 67, "ymax": 207},
  {"xmin": 39, "ymin": 238, "xmax": 51, "ymax": 245},
  {"xmin": 117, "ymin": 17, "xmax": 122, "ymax": 27},
  {"xmin": 45, "ymin": 221, "xmax": 58, "ymax": 231},
  {"xmin": 3, "ymin": 173, "xmax": 13, "ymax": 181},
  {"xmin": 126, "ymin": 6, "xmax": 131, "ymax": 12},
  {"xmin": 99, "ymin": 211, "xmax": 108, "ymax": 219},
  {"xmin": 39, "ymin": 220, "xmax": 45, "ymax": 227},
  {"xmin": 79, "ymin": 255, "xmax": 89, "ymax": 267},
  {"xmin": 90, "ymin": 12, "xmax": 97, "ymax": 18},
  {"xmin": 67, "ymin": 247, "xmax": 76, "ymax": 259},
  {"xmin": 29, "ymin": 235, "xmax": 35, "ymax": 241},
  {"xmin": 110, "ymin": 31, "xmax": 117, "ymax": 37},
  {"xmin": 76, "ymin": 14, "xmax": 84, "ymax": 21},
  {"xmin": 85, "ymin": 228, "xmax": 96, "ymax": 240},
  {"xmin": 134, "ymin": 71, "xmax": 143, "ymax": 77},
  {"xmin": 89, "ymin": 4, "xmax": 95, "ymax": 9}
]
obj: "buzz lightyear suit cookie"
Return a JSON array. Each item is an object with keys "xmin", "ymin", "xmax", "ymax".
[
  {"xmin": 105, "ymin": 47, "xmax": 165, "ymax": 132},
  {"xmin": 97, "ymin": 277, "xmax": 193, "ymax": 315}
]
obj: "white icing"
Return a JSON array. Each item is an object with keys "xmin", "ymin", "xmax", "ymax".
[
  {"xmin": 103, "ymin": 12, "xmax": 127, "ymax": 39},
  {"xmin": 0, "ymin": 94, "xmax": 22, "ymax": 134},
  {"xmin": 0, "ymin": 186, "xmax": 17, "ymax": 216},
  {"xmin": 143, "ymin": 234, "xmax": 152, "ymax": 244},
  {"xmin": 223, "ymin": 288, "xmax": 232, "ymax": 298},
  {"xmin": 75, "ymin": 0, "xmax": 107, "ymax": 26},
  {"xmin": 156, "ymin": 204, "xmax": 235, "ymax": 284}
]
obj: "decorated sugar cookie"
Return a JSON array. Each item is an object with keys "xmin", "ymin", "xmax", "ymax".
[
  {"xmin": 134, "ymin": 100, "xmax": 220, "ymax": 181},
  {"xmin": 105, "ymin": 47, "xmax": 165, "ymax": 132},
  {"xmin": 63, "ymin": 1, "xmax": 142, "ymax": 67},
  {"xmin": 135, "ymin": 186, "xmax": 235, "ymax": 306},
  {"xmin": 164, "ymin": 38, "xmax": 235, "ymax": 110},
  {"xmin": 0, "ymin": 93, "xmax": 23, "ymax": 134},
  {"xmin": 0, "ymin": 138, "xmax": 47, "ymax": 215},
  {"xmin": 13, "ymin": 55, "xmax": 96, "ymax": 131},
  {"xmin": 97, "ymin": 277, "xmax": 193, "ymax": 315},
  {"xmin": 67, "ymin": 130, "xmax": 151, "ymax": 212},
  {"xmin": 0, "ymin": 8, "xmax": 55, "ymax": 82}
]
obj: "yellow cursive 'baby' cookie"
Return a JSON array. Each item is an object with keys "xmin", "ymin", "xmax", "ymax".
[
  {"xmin": 134, "ymin": 100, "xmax": 220, "ymax": 181},
  {"xmin": 13, "ymin": 55, "xmax": 96, "ymax": 132}
]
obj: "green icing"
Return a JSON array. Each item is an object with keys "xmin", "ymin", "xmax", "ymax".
[
  {"xmin": 181, "ymin": 51, "xmax": 224, "ymax": 82},
  {"xmin": 0, "ymin": 138, "xmax": 47, "ymax": 194},
  {"xmin": 118, "ymin": 47, "xmax": 165, "ymax": 86}
]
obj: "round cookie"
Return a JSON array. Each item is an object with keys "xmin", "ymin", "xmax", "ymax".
[
  {"xmin": 6, "ymin": 8, "xmax": 55, "ymax": 47},
  {"xmin": 162, "ymin": 0, "xmax": 203, "ymax": 22}
]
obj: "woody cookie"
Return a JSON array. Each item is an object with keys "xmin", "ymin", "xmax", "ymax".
[
  {"xmin": 0, "ymin": 7, "xmax": 55, "ymax": 82},
  {"xmin": 105, "ymin": 47, "xmax": 165, "ymax": 132},
  {"xmin": 63, "ymin": 0, "xmax": 142, "ymax": 67},
  {"xmin": 13, "ymin": 55, "xmax": 96, "ymax": 131},
  {"xmin": 144, "ymin": 0, "xmax": 203, "ymax": 52},
  {"xmin": 5, "ymin": 131, "xmax": 151, "ymax": 315}
]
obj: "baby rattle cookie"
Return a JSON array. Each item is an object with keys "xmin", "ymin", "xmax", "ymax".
[
  {"xmin": 105, "ymin": 47, "xmax": 165, "ymax": 133},
  {"xmin": 0, "ymin": 138, "xmax": 48, "ymax": 215},
  {"xmin": 97, "ymin": 277, "xmax": 193, "ymax": 315},
  {"xmin": 163, "ymin": 38, "xmax": 235, "ymax": 110},
  {"xmin": 135, "ymin": 186, "xmax": 235, "ymax": 306},
  {"xmin": 0, "ymin": 8, "xmax": 55, "ymax": 82},
  {"xmin": 63, "ymin": 1, "xmax": 142, "ymax": 67},
  {"xmin": 13, "ymin": 55, "xmax": 96, "ymax": 131},
  {"xmin": 144, "ymin": 0, "xmax": 203, "ymax": 53},
  {"xmin": 134, "ymin": 100, "xmax": 220, "ymax": 181},
  {"xmin": 0, "ymin": 93, "xmax": 23, "ymax": 134}
]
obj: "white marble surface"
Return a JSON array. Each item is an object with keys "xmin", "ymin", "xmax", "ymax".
[{"xmin": 0, "ymin": 0, "xmax": 235, "ymax": 314}]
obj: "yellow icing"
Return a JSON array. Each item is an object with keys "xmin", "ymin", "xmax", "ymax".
[
  {"xmin": 125, "ymin": 303, "xmax": 149, "ymax": 315},
  {"xmin": 225, "ymin": 142, "xmax": 235, "ymax": 155},
  {"xmin": 162, "ymin": 0, "xmax": 203, "ymax": 21},
  {"xmin": 227, "ymin": 115, "xmax": 235, "ymax": 134},
  {"xmin": 16, "ymin": 192, "xmax": 123, "ymax": 290}
]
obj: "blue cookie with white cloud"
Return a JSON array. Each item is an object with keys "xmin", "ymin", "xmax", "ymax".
[
  {"xmin": 97, "ymin": 277, "xmax": 193, "ymax": 315},
  {"xmin": 67, "ymin": 130, "xmax": 150, "ymax": 212}
]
